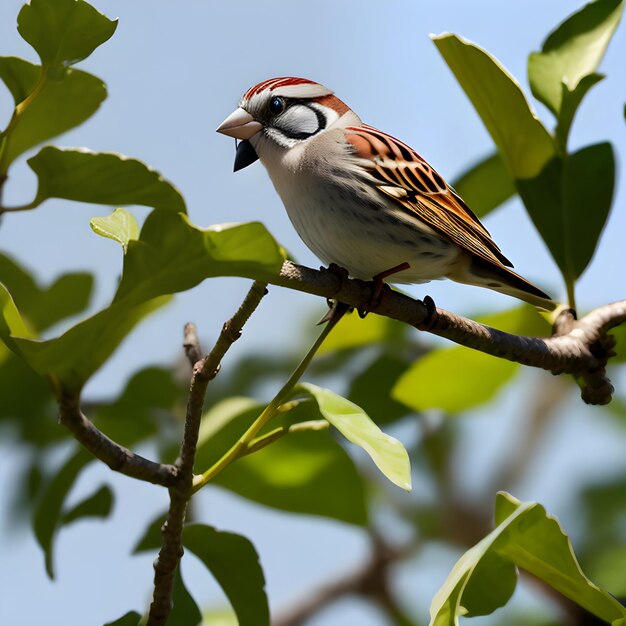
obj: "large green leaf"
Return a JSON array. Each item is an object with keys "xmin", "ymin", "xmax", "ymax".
[
  {"xmin": 183, "ymin": 524, "xmax": 269, "ymax": 626},
  {"xmin": 28, "ymin": 147, "xmax": 186, "ymax": 212},
  {"xmin": 0, "ymin": 252, "xmax": 93, "ymax": 332},
  {"xmin": 115, "ymin": 212, "xmax": 285, "ymax": 302},
  {"xmin": 32, "ymin": 447, "xmax": 92, "ymax": 578},
  {"xmin": 429, "ymin": 492, "xmax": 626, "ymax": 626},
  {"xmin": 0, "ymin": 57, "xmax": 106, "ymax": 166},
  {"xmin": 451, "ymin": 152, "xmax": 515, "ymax": 218},
  {"xmin": 90, "ymin": 208, "xmax": 140, "ymax": 252},
  {"xmin": 95, "ymin": 367, "xmax": 183, "ymax": 446},
  {"xmin": 198, "ymin": 398, "xmax": 368, "ymax": 525},
  {"xmin": 17, "ymin": 0, "xmax": 117, "ymax": 68},
  {"xmin": 298, "ymin": 383, "xmax": 411, "ymax": 491},
  {"xmin": 516, "ymin": 142, "xmax": 615, "ymax": 285},
  {"xmin": 393, "ymin": 307, "xmax": 548, "ymax": 413},
  {"xmin": 528, "ymin": 0, "xmax": 623, "ymax": 117},
  {"xmin": 432, "ymin": 34, "xmax": 555, "ymax": 180},
  {"xmin": 170, "ymin": 568, "xmax": 202, "ymax": 626},
  {"xmin": 0, "ymin": 281, "xmax": 171, "ymax": 392}
]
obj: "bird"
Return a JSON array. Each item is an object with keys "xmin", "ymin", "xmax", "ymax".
[{"xmin": 216, "ymin": 77, "xmax": 554, "ymax": 310}]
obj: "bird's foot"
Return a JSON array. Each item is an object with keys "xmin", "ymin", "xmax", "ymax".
[
  {"xmin": 318, "ymin": 263, "xmax": 352, "ymax": 325},
  {"xmin": 358, "ymin": 262, "xmax": 411, "ymax": 318},
  {"xmin": 419, "ymin": 295, "xmax": 438, "ymax": 330}
]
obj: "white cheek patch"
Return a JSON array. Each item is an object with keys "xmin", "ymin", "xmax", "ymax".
[{"xmin": 278, "ymin": 104, "xmax": 321, "ymax": 137}]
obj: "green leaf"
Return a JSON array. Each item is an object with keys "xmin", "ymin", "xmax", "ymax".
[
  {"xmin": 32, "ymin": 448, "xmax": 92, "ymax": 578},
  {"xmin": 115, "ymin": 212, "xmax": 285, "ymax": 302},
  {"xmin": 200, "ymin": 398, "xmax": 368, "ymax": 525},
  {"xmin": 170, "ymin": 568, "xmax": 202, "ymax": 626},
  {"xmin": 103, "ymin": 612, "xmax": 141, "ymax": 626},
  {"xmin": 0, "ymin": 57, "xmax": 106, "ymax": 166},
  {"xmin": 429, "ymin": 492, "xmax": 626, "ymax": 626},
  {"xmin": 528, "ymin": 0, "xmax": 623, "ymax": 116},
  {"xmin": 133, "ymin": 511, "xmax": 167, "ymax": 554},
  {"xmin": 451, "ymin": 152, "xmax": 516, "ymax": 218},
  {"xmin": 432, "ymin": 33, "xmax": 555, "ymax": 180},
  {"xmin": 0, "ymin": 281, "xmax": 171, "ymax": 392},
  {"xmin": 393, "ymin": 307, "xmax": 548, "ymax": 413},
  {"xmin": 17, "ymin": 0, "xmax": 117, "ymax": 68},
  {"xmin": 95, "ymin": 367, "xmax": 183, "ymax": 446},
  {"xmin": 516, "ymin": 142, "xmax": 615, "ymax": 285},
  {"xmin": 348, "ymin": 353, "xmax": 412, "ymax": 425},
  {"xmin": 28, "ymin": 147, "xmax": 186, "ymax": 212},
  {"xmin": 555, "ymin": 73, "xmax": 604, "ymax": 152},
  {"xmin": 298, "ymin": 382, "xmax": 412, "ymax": 491},
  {"xmin": 183, "ymin": 524, "xmax": 269, "ymax": 626},
  {"xmin": 90, "ymin": 208, "xmax": 140, "ymax": 252},
  {"xmin": 0, "ymin": 252, "xmax": 93, "ymax": 332},
  {"xmin": 61, "ymin": 485, "xmax": 113, "ymax": 525}
]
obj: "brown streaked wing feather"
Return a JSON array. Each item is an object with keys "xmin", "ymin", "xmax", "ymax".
[{"xmin": 345, "ymin": 125, "xmax": 513, "ymax": 268}]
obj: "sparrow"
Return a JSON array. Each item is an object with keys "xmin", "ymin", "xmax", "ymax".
[{"xmin": 217, "ymin": 77, "xmax": 554, "ymax": 310}]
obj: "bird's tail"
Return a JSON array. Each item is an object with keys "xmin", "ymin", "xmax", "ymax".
[{"xmin": 450, "ymin": 257, "xmax": 557, "ymax": 311}]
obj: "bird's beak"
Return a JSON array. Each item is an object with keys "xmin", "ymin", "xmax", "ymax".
[
  {"xmin": 216, "ymin": 107, "xmax": 262, "ymax": 171},
  {"xmin": 216, "ymin": 107, "xmax": 262, "ymax": 140}
]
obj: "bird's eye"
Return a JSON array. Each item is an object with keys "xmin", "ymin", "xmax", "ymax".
[{"xmin": 269, "ymin": 96, "xmax": 285, "ymax": 115}]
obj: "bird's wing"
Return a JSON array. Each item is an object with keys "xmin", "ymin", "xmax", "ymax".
[{"xmin": 344, "ymin": 124, "xmax": 513, "ymax": 268}]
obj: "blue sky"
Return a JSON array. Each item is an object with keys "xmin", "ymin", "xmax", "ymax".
[{"xmin": 0, "ymin": 1, "xmax": 624, "ymax": 625}]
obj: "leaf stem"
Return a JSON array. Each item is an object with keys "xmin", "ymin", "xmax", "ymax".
[{"xmin": 192, "ymin": 301, "xmax": 348, "ymax": 492}]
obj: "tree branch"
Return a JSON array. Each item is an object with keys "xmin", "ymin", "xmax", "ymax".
[
  {"xmin": 272, "ymin": 261, "xmax": 625, "ymax": 405},
  {"xmin": 57, "ymin": 393, "xmax": 179, "ymax": 487},
  {"xmin": 146, "ymin": 280, "xmax": 269, "ymax": 626}
]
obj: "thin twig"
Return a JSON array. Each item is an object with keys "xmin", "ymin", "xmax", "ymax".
[
  {"xmin": 272, "ymin": 261, "xmax": 625, "ymax": 404},
  {"xmin": 146, "ymin": 280, "xmax": 269, "ymax": 626},
  {"xmin": 183, "ymin": 322, "xmax": 202, "ymax": 366},
  {"xmin": 57, "ymin": 393, "xmax": 178, "ymax": 487}
]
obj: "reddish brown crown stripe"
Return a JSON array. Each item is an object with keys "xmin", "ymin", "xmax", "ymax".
[{"xmin": 243, "ymin": 77, "xmax": 318, "ymax": 100}]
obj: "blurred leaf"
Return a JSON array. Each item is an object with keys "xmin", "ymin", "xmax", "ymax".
[
  {"xmin": 133, "ymin": 510, "xmax": 167, "ymax": 553},
  {"xmin": 33, "ymin": 447, "xmax": 92, "ymax": 578},
  {"xmin": 201, "ymin": 609, "xmax": 238, "ymax": 626},
  {"xmin": 183, "ymin": 524, "xmax": 269, "ymax": 626},
  {"xmin": 95, "ymin": 367, "xmax": 183, "ymax": 446},
  {"xmin": 429, "ymin": 492, "xmax": 626, "ymax": 626},
  {"xmin": 1, "ymin": 282, "xmax": 171, "ymax": 392},
  {"xmin": 0, "ymin": 252, "xmax": 93, "ymax": 332},
  {"xmin": 90, "ymin": 208, "xmax": 140, "ymax": 252},
  {"xmin": 517, "ymin": 143, "xmax": 614, "ymax": 285},
  {"xmin": 298, "ymin": 383, "xmax": 412, "ymax": 491},
  {"xmin": 0, "ymin": 351, "xmax": 59, "ymax": 446},
  {"xmin": 61, "ymin": 484, "xmax": 113, "ymax": 525},
  {"xmin": 317, "ymin": 310, "xmax": 405, "ymax": 355},
  {"xmin": 348, "ymin": 353, "xmax": 412, "ymax": 425},
  {"xmin": 432, "ymin": 33, "xmax": 555, "ymax": 179},
  {"xmin": 528, "ymin": 0, "xmax": 623, "ymax": 116},
  {"xmin": 29, "ymin": 147, "xmax": 186, "ymax": 212},
  {"xmin": 103, "ymin": 612, "xmax": 141, "ymax": 626},
  {"xmin": 555, "ymin": 73, "xmax": 604, "ymax": 152},
  {"xmin": 201, "ymin": 398, "xmax": 368, "ymax": 525},
  {"xmin": 170, "ymin": 568, "xmax": 202, "ymax": 626},
  {"xmin": 451, "ymin": 152, "xmax": 515, "ymax": 218},
  {"xmin": 17, "ymin": 0, "xmax": 117, "ymax": 68},
  {"xmin": 394, "ymin": 307, "xmax": 548, "ymax": 412},
  {"xmin": 0, "ymin": 57, "xmax": 106, "ymax": 166},
  {"xmin": 115, "ymin": 212, "xmax": 285, "ymax": 302},
  {"xmin": 610, "ymin": 324, "xmax": 626, "ymax": 362}
]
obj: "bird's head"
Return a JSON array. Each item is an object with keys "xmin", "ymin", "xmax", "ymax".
[{"xmin": 216, "ymin": 77, "xmax": 356, "ymax": 171}]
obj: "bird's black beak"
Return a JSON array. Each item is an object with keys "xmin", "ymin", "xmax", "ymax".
[{"xmin": 234, "ymin": 139, "xmax": 259, "ymax": 172}]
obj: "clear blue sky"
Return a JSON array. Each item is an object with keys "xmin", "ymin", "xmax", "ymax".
[{"xmin": 0, "ymin": 1, "xmax": 624, "ymax": 625}]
